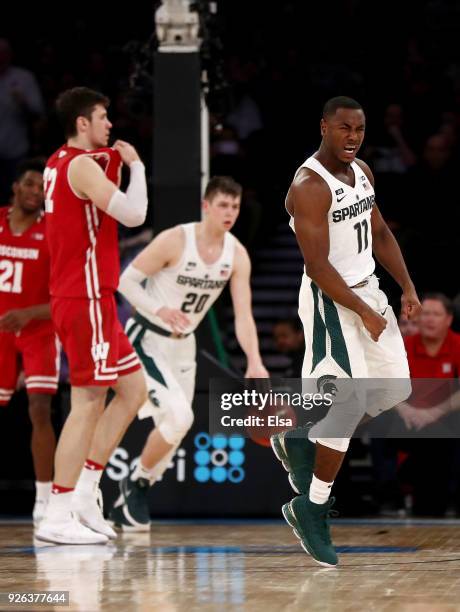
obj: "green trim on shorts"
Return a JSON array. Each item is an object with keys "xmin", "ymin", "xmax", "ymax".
[
  {"xmin": 124, "ymin": 319, "xmax": 137, "ymax": 338},
  {"xmin": 129, "ymin": 325, "xmax": 168, "ymax": 388},
  {"xmin": 322, "ymin": 294, "xmax": 352, "ymax": 377},
  {"xmin": 310, "ymin": 282, "xmax": 327, "ymax": 373}
]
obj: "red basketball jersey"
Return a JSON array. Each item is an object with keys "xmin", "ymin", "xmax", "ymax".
[
  {"xmin": 0, "ymin": 207, "xmax": 53, "ymax": 335},
  {"xmin": 44, "ymin": 146, "xmax": 122, "ymax": 298}
]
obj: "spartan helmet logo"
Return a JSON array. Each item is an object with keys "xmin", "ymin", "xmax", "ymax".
[{"xmin": 317, "ymin": 374, "xmax": 338, "ymax": 397}]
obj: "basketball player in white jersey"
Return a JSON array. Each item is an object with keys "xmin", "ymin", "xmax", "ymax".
[
  {"xmin": 271, "ymin": 96, "xmax": 421, "ymax": 566},
  {"xmin": 109, "ymin": 176, "xmax": 269, "ymax": 530}
]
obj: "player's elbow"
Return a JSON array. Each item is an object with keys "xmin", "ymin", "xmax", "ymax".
[
  {"xmin": 372, "ymin": 223, "xmax": 391, "ymax": 246},
  {"xmin": 122, "ymin": 210, "xmax": 147, "ymax": 228},
  {"xmin": 117, "ymin": 275, "xmax": 130, "ymax": 299},
  {"xmin": 106, "ymin": 190, "xmax": 148, "ymax": 227}
]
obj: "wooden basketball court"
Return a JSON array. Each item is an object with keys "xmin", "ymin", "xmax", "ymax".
[{"xmin": 2, "ymin": 519, "xmax": 460, "ymax": 611}]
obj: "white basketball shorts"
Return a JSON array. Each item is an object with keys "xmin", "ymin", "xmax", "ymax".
[{"xmin": 298, "ymin": 274, "xmax": 410, "ymax": 417}]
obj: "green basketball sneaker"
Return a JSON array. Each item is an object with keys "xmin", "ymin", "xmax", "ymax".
[
  {"xmin": 282, "ymin": 494, "xmax": 338, "ymax": 567},
  {"xmin": 270, "ymin": 425, "xmax": 316, "ymax": 494},
  {"xmin": 108, "ymin": 476, "xmax": 150, "ymax": 532}
]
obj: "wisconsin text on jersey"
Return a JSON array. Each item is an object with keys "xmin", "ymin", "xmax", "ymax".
[
  {"xmin": 0, "ymin": 245, "xmax": 40, "ymax": 260},
  {"xmin": 176, "ymin": 274, "xmax": 228, "ymax": 290},
  {"xmin": 332, "ymin": 194, "xmax": 375, "ymax": 223}
]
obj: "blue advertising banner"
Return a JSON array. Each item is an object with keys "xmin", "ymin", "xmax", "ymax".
[{"xmin": 100, "ymin": 391, "xmax": 294, "ymax": 516}]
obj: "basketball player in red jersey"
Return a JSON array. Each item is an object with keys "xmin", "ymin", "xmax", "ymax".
[
  {"xmin": 0, "ymin": 159, "xmax": 58, "ymax": 525},
  {"xmin": 36, "ymin": 87, "xmax": 148, "ymax": 545}
]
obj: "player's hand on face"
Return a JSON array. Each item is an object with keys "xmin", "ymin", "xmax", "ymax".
[
  {"xmin": 360, "ymin": 307, "xmax": 387, "ymax": 342},
  {"xmin": 113, "ymin": 140, "xmax": 141, "ymax": 166},
  {"xmin": 156, "ymin": 307, "xmax": 191, "ymax": 334},
  {"xmin": 0, "ymin": 309, "xmax": 31, "ymax": 332},
  {"xmin": 401, "ymin": 288, "xmax": 422, "ymax": 320}
]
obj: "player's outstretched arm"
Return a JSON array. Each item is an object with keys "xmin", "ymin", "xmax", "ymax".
[
  {"xmin": 68, "ymin": 141, "xmax": 147, "ymax": 227},
  {"xmin": 118, "ymin": 226, "xmax": 191, "ymax": 333},
  {"xmin": 291, "ymin": 171, "xmax": 386, "ymax": 342},
  {"xmin": 230, "ymin": 243, "xmax": 269, "ymax": 378}
]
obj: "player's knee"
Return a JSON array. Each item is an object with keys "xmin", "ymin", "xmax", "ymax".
[
  {"xmin": 178, "ymin": 404, "xmax": 194, "ymax": 434},
  {"xmin": 397, "ymin": 379, "xmax": 412, "ymax": 404},
  {"xmin": 72, "ymin": 385, "xmax": 107, "ymax": 409},
  {"xmin": 28, "ymin": 395, "xmax": 52, "ymax": 427},
  {"xmin": 381, "ymin": 379, "xmax": 412, "ymax": 413},
  {"xmin": 159, "ymin": 403, "xmax": 194, "ymax": 446},
  {"xmin": 172, "ymin": 403, "xmax": 194, "ymax": 440}
]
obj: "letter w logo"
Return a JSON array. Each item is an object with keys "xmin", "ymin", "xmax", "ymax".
[{"xmin": 91, "ymin": 341, "xmax": 110, "ymax": 362}]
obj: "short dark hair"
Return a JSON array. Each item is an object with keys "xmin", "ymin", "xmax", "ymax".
[
  {"xmin": 422, "ymin": 292, "xmax": 453, "ymax": 315},
  {"xmin": 273, "ymin": 318, "xmax": 304, "ymax": 333},
  {"xmin": 56, "ymin": 87, "xmax": 110, "ymax": 138},
  {"xmin": 204, "ymin": 176, "xmax": 242, "ymax": 200},
  {"xmin": 15, "ymin": 157, "xmax": 46, "ymax": 182},
  {"xmin": 322, "ymin": 96, "xmax": 363, "ymax": 119}
]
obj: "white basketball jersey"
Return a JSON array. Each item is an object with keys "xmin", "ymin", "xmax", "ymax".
[
  {"xmin": 138, "ymin": 223, "xmax": 236, "ymax": 334},
  {"xmin": 289, "ymin": 155, "xmax": 376, "ymax": 286}
]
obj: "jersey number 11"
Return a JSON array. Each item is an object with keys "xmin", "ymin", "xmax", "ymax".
[{"xmin": 353, "ymin": 219, "xmax": 369, "ymax": 253}]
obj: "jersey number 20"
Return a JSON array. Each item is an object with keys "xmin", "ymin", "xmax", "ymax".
[{"xmin": 181, "ymin": 292, "xmax": 210, "ymax": 314}]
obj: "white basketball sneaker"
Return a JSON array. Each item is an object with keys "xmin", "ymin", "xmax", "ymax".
[
  {"xmin": 35, "ymin": 511, "xmax": 109, "ymax": 545},
  {"xmin": 32, "ymin": 498, "xmax": 48, "ymax": 525},
  {"xmin": 74, "ymin": 488, "xmax": 117, "ymax": 540}
]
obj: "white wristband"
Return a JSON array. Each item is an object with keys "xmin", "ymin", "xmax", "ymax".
[{"xmin": 106, "ymin": 161, "xmax": 148, "ymax": 227}]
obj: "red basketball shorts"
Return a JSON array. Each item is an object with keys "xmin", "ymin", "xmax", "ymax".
[
  {"xmin": 0, "ymin": 326, "xmax": 60, "ymax": 405},
  {"xmin": 51, "ymin": 294, "xmax": 140, "ymax": 387}
]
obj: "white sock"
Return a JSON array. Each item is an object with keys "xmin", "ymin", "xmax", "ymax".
[
  {"xmin": 46, "ymin": 490, "xmax": 73, "ymax": 515},
  {"xmin": 35, "ymin": 481, "xmax": 52, "ymax": 502},
  {"xmin": 309, "ymin": 474, "xmax": 333, "ymax": 505},
  {"xmin": 130, "ymin": 461, "xmax": 152, "ymax": 483},
  {"xmin": 75, "ymin": 464, "xmax": 104, "ymax": 497}
]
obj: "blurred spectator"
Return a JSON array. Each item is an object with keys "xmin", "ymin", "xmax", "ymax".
[
  {"xmin": 398, "ymin": 312, "xmax": 419, "ymax": 338},
  {"xmin": 364, "ymin": 103, "xmax": 416, "ymax": 228},
  {"xmin": 404, "ymin": 294, "xmax": 460, "ymax": 378},
  {"xmin": 396, "ymin": 293, "xmax": 460, "ymax": 516},
  {"xmin": 230, "ymin": 187, "xmax": 262, "ymax": 249},
  {"xmin": 438, "ymin": 112, "xmax": 460, "ymax": 160},
  {"xmin": 226, "ymin": 85, "xmax": 263, "ymax": 141},
  {"xmin": 119, "ymin": 226, "xmax": 154, "ymax": 271},
  {"xmin": 85, "ymin": 50, "xmax": 113, "ymax": 96},
  {"xmin": 366, "ymin": 103, "xmax": 416, "ymax": 175},
  {"xmin": 210, "ymin": 124, "xmax": 247, "ymax": 185},
  {"xmin": 272, "ymin": 318, "xmax": 305, "ymax": 377},
  {"xmin": 0, "ymin": 39, "xmax": 44, "ymax": 202},
  {"xmin": 402, "ymin": 133, "xmax": 459, "ymax": 296}
]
